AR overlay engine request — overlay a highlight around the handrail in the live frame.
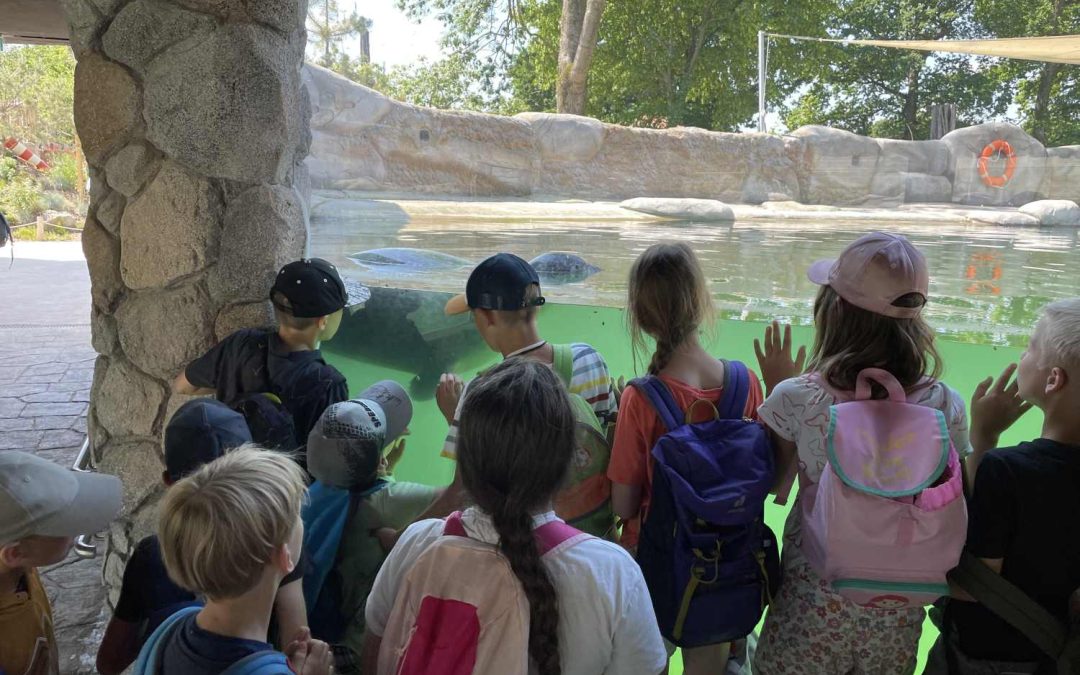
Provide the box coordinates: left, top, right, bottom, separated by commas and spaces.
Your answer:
71, 438, 102, 559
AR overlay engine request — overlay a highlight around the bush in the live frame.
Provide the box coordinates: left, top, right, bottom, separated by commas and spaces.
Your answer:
46, 152, 80, 192
0, 173, 47, 224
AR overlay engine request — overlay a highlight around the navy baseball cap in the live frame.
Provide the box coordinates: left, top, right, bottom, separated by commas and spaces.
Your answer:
271, 258, 370, 319
164, 399, 253, 481
445, 253, 547, 315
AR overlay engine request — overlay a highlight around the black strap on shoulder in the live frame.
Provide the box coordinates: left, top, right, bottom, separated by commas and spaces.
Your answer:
948, 551, 1068, 663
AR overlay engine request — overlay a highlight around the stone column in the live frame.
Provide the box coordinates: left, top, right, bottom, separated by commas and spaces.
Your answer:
60, 0, 311, 604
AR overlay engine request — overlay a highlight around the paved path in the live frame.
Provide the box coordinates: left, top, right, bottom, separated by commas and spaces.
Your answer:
0, 241, 105, 674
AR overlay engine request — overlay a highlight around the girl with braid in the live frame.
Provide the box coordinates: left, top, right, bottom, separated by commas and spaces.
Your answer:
362, 358, 666, 675
608, 242, 765, 674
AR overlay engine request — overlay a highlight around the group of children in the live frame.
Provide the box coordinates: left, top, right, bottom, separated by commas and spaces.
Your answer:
1, 231, 1077, 675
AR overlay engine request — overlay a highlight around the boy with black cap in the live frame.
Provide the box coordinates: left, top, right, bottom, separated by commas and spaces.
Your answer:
387, 252, 618, 541
303, 381, 441, 673
173, 258, 368, 459
1, 451, 122, 675
96, 399, 309, 675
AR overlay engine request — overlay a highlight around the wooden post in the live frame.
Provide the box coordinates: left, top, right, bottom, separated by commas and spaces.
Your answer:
36, 215, 45, 241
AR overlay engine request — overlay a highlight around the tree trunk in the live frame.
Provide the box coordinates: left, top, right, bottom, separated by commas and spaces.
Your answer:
901, 63, 921, 139
1030, 62, 1061, 144
556, 0, 606, 115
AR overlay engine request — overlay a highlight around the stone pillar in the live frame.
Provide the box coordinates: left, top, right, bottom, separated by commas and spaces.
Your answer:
60, 0, 311, 604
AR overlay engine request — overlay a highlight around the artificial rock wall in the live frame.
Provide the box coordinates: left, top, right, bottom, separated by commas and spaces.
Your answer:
61, 0, 311, 603
304, 64, 1078, 208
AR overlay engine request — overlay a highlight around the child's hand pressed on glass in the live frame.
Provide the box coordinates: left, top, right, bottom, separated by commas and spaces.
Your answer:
971, 363, 1033, 446
436, 373, 465, 424
754, 321, 807, 394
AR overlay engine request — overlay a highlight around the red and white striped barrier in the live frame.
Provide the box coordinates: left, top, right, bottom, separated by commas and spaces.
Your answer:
2, 137, 50, 171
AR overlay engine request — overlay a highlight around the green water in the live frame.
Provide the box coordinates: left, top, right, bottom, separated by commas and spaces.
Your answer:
322, 294, 1044, 673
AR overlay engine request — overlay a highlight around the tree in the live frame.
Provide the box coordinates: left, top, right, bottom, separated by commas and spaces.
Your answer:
780, 0, 1009, 139
556, 0, 605, 114
976, 0, 1080, 145
308, 0, 373, 68
397, 0, 607, 114
507, 0, 833, 130
0, 45, 76, 149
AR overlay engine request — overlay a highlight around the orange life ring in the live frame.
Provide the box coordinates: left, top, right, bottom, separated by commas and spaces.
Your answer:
977, 139, 1017, 188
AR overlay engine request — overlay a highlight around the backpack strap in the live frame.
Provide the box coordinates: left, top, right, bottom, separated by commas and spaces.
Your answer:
132, 604, 202, 675
717, 359, 751, 420
552, 343, 574, 387
220, 651, 291, 675
442, 511, 590, 556
629, 376, 684, 433
948, 551, 1068, 661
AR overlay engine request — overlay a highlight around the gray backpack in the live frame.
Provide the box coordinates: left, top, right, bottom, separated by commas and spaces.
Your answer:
949, 551, 1080, 674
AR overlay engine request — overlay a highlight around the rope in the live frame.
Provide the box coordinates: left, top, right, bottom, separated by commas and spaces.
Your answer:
8, 221, 84, 232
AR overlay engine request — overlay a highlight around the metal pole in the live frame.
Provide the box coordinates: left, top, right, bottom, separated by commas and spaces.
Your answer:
757, 31, 767, 133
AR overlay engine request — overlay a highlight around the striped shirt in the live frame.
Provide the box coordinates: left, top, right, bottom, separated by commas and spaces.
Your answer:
441, 342, 617, 459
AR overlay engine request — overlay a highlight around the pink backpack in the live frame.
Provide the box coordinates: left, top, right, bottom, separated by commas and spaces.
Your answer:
377, 512, 590, 675
801, 369, 967, 609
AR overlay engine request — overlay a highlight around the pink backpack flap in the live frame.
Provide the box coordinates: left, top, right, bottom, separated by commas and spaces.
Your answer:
801, 369, 968, 609
377, 512, 590, 675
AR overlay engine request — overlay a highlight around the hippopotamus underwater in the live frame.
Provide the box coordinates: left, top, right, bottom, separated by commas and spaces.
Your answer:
529, 252, 601, 285
346, 247, 600, 286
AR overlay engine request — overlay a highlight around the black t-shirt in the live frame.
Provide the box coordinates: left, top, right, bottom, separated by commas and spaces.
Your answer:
950, 439, 1080, 662
113, 535, 307, 642
185, 329, 349, 449
160, 612, 276, 675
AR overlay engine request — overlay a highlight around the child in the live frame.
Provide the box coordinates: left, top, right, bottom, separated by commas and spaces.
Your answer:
0, 451, 122, 675
362, 358, 666, 674
397, 252, 618, 535
303, 381, 443, 673
144, 446, 331, 675
608, 242, 766, 674
96, 399, 308, 674
752, 232, 972, 674
929, 298, 1080, 671
173, 258, 365, 456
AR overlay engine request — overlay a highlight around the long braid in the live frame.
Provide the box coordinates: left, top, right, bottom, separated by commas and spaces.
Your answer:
457, 358, 576, 675
490, 504, 562, 675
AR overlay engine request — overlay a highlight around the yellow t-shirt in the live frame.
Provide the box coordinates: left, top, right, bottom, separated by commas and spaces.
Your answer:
0, 567, 58, 675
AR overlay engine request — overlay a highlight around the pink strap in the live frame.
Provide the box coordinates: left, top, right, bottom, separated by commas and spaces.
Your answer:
854, 368, 907, 402
441, 512, 587, 556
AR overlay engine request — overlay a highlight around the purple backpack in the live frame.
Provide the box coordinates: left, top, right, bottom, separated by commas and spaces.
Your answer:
801, 368, 967, 609
631, 360, 780, 647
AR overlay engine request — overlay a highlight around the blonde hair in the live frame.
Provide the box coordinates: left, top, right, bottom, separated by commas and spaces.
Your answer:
158, 445, 307, 600
491, 284, 543, 325
1037, 298, 1080, 369
627, 243, 714, 375
808, 285, 942, 395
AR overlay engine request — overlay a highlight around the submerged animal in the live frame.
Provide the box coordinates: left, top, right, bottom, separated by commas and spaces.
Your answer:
347, 247, 472, 274
529, 252, 601, 285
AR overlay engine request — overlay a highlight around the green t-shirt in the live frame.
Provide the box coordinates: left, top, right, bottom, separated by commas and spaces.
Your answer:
337, 480, 439, 658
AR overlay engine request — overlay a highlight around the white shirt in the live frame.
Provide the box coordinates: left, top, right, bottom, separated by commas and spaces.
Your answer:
366, 508, 667, 675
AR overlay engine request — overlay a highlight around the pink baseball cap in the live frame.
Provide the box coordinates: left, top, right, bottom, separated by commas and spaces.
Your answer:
807, 232, 929, 319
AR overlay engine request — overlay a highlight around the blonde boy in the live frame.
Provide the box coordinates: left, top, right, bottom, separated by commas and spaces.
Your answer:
146, 446, 331, 675
931, 299, 1080, 671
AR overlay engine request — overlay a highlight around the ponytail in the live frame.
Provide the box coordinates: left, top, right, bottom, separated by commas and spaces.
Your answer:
457, 358, 576, 675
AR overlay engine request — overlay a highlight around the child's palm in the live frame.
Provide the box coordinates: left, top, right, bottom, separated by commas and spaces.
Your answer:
971, 363, 1032, 439
754, 321, 807, 394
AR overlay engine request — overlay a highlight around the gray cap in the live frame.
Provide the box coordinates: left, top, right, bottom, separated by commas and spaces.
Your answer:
0, 451, 123, 546
307, 380, 413, 489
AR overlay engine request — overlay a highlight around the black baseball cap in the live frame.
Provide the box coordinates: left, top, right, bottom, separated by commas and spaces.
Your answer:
164, 399, 253, 481
271, 258, 370, 319
445, 253, 547, 315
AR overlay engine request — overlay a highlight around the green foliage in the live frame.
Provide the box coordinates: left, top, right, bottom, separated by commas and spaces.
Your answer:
0, 172, 47, 225
0, 45, 76, 147
45, 152, 79, 192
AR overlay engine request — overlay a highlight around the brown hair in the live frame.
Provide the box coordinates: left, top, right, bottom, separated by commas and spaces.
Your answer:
158, 445, 307, 600
271, 291, 320, 330
456, 358, 575, 675
627, 243, 714, 375
808, 285, 942, 395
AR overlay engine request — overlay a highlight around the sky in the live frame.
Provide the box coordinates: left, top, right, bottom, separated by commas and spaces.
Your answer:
335, 0, 446, 67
